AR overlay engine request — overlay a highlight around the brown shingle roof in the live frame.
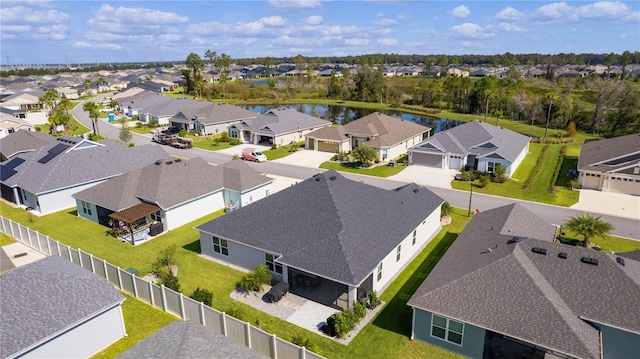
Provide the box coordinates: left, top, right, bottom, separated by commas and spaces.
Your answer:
109, 202, 161, 223
343, 112, 430, 147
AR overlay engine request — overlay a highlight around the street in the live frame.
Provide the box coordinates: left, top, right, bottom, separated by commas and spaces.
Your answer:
71, 98, 640, 241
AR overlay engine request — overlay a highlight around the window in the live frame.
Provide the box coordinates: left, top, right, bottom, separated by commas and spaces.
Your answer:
412, 230, 417, 245
265, 253, 282, 274
151, 210, 161, 222
212, 236, 228, 256
230, 129, 238, 138
81, 200, 92, 216
487, 162, 497, 173
431, 314, 464, 346
377, 262, 383, 282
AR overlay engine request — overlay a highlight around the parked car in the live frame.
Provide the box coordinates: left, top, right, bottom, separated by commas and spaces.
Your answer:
241, 148, 267, 162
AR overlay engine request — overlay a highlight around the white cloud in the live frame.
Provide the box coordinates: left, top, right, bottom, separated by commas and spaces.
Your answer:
532, 2, 574, 22
73, 41, 122, 50
498, 23, 526, 32
377, 38, 398, 46
575, 1, 628, 19
448, 23, 495, 39
374, 18, 398, 25
495, 6, 525, 20
269, 0, 324, 12
420, 28, 438, 36
305, 15, 323, 25
88, 4, 189, 29
158, 34, 183, 43
260, 16, 287, 27
189, 21, 267, 37
450, 5, 470, 19
1, 6, 69, 24
225, 38, 258, 46
345, 38, 370, 46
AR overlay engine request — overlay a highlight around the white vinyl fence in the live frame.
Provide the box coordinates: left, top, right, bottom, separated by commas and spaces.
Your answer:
0, 216, 324, 359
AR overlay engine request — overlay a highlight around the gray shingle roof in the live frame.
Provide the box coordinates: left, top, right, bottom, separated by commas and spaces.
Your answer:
73, 158, 272, 211
0, 130, 56, 159
1, 256, 125, 359
408, 203, 640, 359
178, 103, 257, 125
305, 125, 347, 142
410, 120, 530, 161
117, 321, 268, 359
232, 107, 330, 136
577, 133, 640, 173
1, 138, 168, 194
343, 112, 431, 148
196, 170, 443, 286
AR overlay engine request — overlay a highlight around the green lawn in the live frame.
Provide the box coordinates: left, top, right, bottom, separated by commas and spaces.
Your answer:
91, 292, 177, 358
319, 161, 406, 178
1, 232, 16, 246
35, 115, 91, 137
558, 228, 640, 253
1, 202, 470, 358
191, 136, 241, 152
451, 143, 580, 207
263, 142, 305, 160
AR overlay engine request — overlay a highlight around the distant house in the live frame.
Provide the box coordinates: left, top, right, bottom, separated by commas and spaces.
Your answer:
408, 120, 530, 176
0, 130, 55, 161
119, 321, 268, 359
197, 170, 443, 309
305, 112, 430, 162
0, 136, 167, 215
0, 256, 126, 359
408, 203, 640, 359
171, 102, 257, 135
577, 133, 640, 196
72, 158, 273, 243
229, 107, 331, 147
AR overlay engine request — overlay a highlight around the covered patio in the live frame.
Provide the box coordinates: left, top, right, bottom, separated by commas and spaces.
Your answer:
108, 202, 163, 245
286, 268, 372, 310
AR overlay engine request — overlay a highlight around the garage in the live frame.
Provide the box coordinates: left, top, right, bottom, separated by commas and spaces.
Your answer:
448, 156, 463, 170
317, 141, 339, 153
580, 173, 601, 190
411, 152, 443, 167
607, 176, 640, 195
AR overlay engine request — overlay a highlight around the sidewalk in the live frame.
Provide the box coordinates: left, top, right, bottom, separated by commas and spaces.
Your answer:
0, 242, 46, 272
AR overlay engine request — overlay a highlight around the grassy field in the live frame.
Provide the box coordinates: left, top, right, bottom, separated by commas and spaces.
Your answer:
35, 115, 91, 137
91, 292, 177, 358
451, 143, 580, 207
263, 141, 305, 160
320, 161, 406, 178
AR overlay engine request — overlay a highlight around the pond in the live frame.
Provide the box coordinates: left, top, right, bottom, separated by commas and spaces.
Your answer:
241, 104, 462, 134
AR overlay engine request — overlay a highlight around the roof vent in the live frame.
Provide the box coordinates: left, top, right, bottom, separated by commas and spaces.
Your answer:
413, 188, 419, 193
155, 160, 162, 165
532, 247, 547, 255
616, 257, 625, 266
558, 252, 568, 259
580, 257, 599, 266
174, 158, 182, 163
506, 237, 519, 245
165, 161, 174, 165
329, 175, 337, 181
315, 177, 321, 181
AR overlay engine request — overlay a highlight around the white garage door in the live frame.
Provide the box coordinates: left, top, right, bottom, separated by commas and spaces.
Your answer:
581, 173, 601, 190
607, 177, 640, 195
449, 156, 463, 170
412, 152, 442, 167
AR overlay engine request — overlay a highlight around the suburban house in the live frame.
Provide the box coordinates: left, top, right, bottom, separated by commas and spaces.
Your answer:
305, 112, 431, 162
197, 170, 443, 309
0, 113, 35, 138
408, 120, 530, 176
0, 136, 167, 215
577, 133, 640, 196
72, 158, 273, 243
0, 256, 126, 359
119, 321, 268, 359
0, 130, 55, 161
228, 107, 331, 146
170, 102, 257, 135
408, 203, 640, 359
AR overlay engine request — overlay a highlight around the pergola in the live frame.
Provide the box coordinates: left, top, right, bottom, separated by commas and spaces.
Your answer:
109, 202, 161, 245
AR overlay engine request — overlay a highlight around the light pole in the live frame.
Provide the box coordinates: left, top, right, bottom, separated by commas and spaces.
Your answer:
467, 175, 473, 217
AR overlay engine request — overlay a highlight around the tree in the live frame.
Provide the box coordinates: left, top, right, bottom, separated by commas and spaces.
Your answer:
544, 92, 558, 140
563, 213, 614, 248
475, 75, 498, 122
214, 53, 232, 99
603, 52, 615, 79
190, 287, 213, 306
58, 95, 71, 116
620, 51, 632, 80
82, 79, 92, 95
39, 89, 59, 134
118, 119, 132, 145
82, 101, 100, 136
351, 144, 377, 167
185, 52, 204, 97
204, 49, 217, 97
237, 264, 272, 293
354, 66, 384, 103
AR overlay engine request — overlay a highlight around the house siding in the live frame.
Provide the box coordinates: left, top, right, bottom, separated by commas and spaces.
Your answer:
19, 305, 125, 359
476, 157, 512, 177
411, 308, 485, 358
165, 191, 224, 231
372, 208, 441, 293
239, 183, 272, 208
33, 179, 111, 215
509, 142, 529, 177
75, 198, 99, 223
199, 233, 277, 276
599, 324, 640, 359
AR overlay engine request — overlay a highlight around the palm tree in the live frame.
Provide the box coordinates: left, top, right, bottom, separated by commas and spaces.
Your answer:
543, 92, 558, 141
563, 213, 614, 248
83, 101, 100, 137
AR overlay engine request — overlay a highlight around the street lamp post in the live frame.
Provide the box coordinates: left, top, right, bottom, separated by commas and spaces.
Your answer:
467, 175, 473, 217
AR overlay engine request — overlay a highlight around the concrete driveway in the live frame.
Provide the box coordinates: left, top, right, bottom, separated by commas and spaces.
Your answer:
387, 165, 457, 189
571, 190, 640, 220
271, 149, 334, 169
215, 144, 270, 156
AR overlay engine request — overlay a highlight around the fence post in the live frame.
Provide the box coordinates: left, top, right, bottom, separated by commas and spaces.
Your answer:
149, 281, 155, 307
45, 233, 51, 256
299, 347, 306, 359
27, 226, 34, 249
132, 272, 138, 298
78, 248, 84, 268
67, 245, 72, 262
271, 334, 278, 359
88, 253, 95, 273
160, 285, 167, 311
179, 293, 185, 319
199, 302, 206, 326
102, 259, 108, 280
56, 240, 61, 257
7, 219, 14, 238
244, 322, 251, 348
116, 266, 123, 290
221, 312, 227, 336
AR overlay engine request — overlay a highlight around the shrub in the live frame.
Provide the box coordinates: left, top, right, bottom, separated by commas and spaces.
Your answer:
522, 144, 550, 190
369, 290, 381, 308
353, 299, 367, 320
331, 308, 358, 338
441, 201, 453, 217
291, 336, 322, 355
231, 154, 239, 161
161, 271, 181, 292
135, 121, 143, 128
228, 138, 241, 145
219, 132, 230, 142
569, 178, 582, 189
237, 264, 272, 293
190, 287, 213, 306
271, 143, 277, 149
477, 174, 490, 188
548, 146, 567, 193
35, 126, 42, 132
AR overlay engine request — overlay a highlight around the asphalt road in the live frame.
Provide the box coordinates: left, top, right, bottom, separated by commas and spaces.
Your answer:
71, 98, 640, 241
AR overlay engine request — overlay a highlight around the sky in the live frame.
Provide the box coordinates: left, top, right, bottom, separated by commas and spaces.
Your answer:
1, 0, 638, 65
